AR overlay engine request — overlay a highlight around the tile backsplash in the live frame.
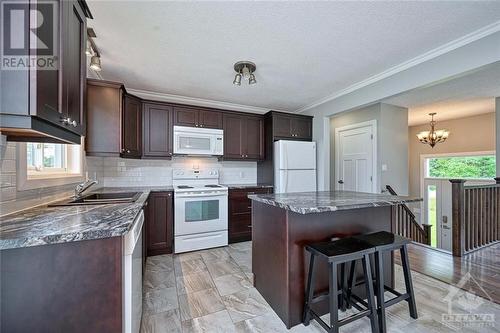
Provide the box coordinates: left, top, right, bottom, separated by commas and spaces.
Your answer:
0, 133, 258, 216
87, 156, 257, 187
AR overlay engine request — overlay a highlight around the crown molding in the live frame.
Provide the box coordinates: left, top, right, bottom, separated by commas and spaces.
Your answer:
126, 88, 279, 114
295, 20, 500, 114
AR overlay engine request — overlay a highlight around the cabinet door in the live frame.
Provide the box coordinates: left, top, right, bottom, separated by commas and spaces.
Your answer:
85, 81, 123, 156
143, 103, 173, 158
199, 110, 223, 129
273, 115, 292, 138
122, 94, 142, 158
244, 116, 264, 160
62, 1, 86, 135
147, 192, 173, 256
229, 187, 273, 243
35, 0, 62, 125
223, 114, 244, 159
291, 117, 312, 140
173, 106, 199, 127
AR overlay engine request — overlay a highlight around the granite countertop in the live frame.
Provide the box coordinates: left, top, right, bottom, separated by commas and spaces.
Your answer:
248, 191, 422, 215
223, 183, 273, 189
0, 186, 173, 251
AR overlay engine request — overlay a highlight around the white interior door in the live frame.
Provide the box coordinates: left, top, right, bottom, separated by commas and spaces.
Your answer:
335, 121, 376, 193
423, 179, 452, 251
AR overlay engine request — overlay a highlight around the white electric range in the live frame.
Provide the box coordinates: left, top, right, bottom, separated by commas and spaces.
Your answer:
172, 168, 228, 253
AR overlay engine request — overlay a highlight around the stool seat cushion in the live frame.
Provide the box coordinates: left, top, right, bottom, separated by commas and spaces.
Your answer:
306, 237, 375, 259
354, 231, 410, 250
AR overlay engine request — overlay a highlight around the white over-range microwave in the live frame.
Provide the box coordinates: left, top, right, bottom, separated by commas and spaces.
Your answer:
173, 126, 224, 156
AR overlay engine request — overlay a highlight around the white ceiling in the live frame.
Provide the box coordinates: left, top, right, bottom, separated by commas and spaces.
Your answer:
406, 98, 495, 126
87, 1, 500, 112
383, 62, 500, 125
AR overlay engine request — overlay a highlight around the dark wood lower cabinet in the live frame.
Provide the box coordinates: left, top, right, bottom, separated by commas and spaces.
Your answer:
146, 191, 174, 256
229, 187, 273, 243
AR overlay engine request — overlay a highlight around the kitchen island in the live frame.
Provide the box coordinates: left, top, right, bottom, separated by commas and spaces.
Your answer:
248, 190, 421, 328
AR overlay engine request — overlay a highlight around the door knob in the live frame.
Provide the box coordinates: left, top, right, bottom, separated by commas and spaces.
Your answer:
338, 180, 344, 184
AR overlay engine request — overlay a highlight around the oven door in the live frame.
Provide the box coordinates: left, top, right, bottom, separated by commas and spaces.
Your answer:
174, 193, 228, 236
173, 126, 223, 155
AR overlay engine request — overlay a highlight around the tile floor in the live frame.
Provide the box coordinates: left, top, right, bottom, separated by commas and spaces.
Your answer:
141, 241, 500, 332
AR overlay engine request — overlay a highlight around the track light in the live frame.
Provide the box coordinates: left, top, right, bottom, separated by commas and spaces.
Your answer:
233, 73, 242, 86
249, 73, 257, 85
90, 55, 101, 71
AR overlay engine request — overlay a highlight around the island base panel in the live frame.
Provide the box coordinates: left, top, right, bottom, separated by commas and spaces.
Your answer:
252, 201, 394, 328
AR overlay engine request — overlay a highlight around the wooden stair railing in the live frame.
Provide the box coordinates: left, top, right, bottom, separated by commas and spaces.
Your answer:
450, 179, 500, 257
386, 185, 432, 245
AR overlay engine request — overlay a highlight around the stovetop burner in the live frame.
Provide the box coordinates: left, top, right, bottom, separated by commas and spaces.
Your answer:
177, 185, 194, 189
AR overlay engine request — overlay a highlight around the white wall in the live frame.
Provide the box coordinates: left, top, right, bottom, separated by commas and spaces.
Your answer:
303, 31, 500, 191
329, 103, 408, 194
379, 104, 409, 195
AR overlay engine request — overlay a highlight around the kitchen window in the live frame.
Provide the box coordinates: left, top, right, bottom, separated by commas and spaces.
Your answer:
17, 140, 84, 190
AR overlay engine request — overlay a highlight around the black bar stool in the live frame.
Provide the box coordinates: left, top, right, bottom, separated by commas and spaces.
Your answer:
349, 231, 418, 333
303, 237, 379, 333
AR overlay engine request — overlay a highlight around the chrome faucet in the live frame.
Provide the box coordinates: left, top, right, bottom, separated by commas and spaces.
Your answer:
74, 179, 98, 198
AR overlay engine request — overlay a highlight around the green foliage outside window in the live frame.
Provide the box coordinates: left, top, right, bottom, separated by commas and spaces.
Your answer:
428, 155, 496, 179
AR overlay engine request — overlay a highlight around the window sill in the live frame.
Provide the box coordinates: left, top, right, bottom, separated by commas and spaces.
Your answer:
18, 174, 84, 191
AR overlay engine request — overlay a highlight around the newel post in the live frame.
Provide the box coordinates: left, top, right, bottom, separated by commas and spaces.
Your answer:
422, 224, 432, 246
450, 179, 466, 257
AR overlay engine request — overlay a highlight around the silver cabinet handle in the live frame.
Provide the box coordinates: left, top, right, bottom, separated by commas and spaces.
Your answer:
127, 149, 131, 153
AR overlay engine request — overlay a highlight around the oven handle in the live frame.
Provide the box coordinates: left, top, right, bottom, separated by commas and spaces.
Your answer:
175, 192, 228, 198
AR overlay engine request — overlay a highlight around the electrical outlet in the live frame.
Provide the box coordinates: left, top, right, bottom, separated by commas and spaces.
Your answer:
240, 171, 244, 178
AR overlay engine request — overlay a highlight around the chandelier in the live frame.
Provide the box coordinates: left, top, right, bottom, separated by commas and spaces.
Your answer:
233, 61, 257, 86
416, 113, 449, 148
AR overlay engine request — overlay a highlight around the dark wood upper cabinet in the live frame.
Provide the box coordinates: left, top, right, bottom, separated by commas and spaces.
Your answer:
86, 79, 124, 156
173, 106, 198, 127
0, 0, 90, 144
173, 106, 222, 129
223, 114, 264, 160
61, 0, 86, 136
223, 114, 244, 159
273, 115, 293, 138
199, 110, 223, 129
244, 116, 264, 159
143, 103, 173, 159
291, 117, 312, 139
121, 94, 142, 158
146, 191, 174, 256
270, 112, 313, 140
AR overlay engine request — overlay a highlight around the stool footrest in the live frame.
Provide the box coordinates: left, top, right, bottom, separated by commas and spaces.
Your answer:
385, 293, 410, 308
308, 308, 372, 330
311, 289, 342, 304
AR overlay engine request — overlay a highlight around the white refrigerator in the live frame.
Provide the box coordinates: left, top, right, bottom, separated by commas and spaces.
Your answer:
274, 140, 317, 193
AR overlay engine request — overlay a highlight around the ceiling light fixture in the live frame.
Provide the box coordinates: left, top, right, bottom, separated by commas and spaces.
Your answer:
87, 28, 102, 72
416, 113, 449, 148
89, 55, 102, 71
233, 61, 257, 86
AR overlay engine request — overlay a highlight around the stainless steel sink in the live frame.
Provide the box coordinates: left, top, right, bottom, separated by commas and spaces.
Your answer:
49, 192, 142, 206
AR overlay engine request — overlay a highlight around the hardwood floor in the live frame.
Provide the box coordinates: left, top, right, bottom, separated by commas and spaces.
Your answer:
395, 242, 500, 304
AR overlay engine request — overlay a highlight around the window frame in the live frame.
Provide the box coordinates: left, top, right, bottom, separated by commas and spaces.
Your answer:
17, 140, 85, 191
419, 150, 496, 198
